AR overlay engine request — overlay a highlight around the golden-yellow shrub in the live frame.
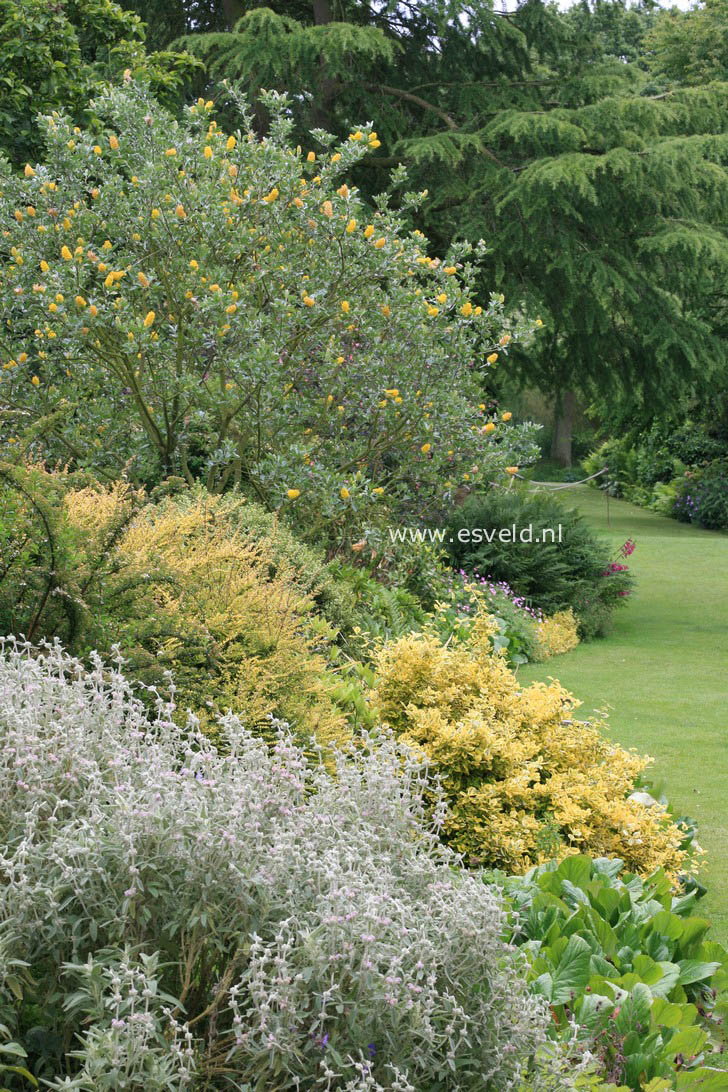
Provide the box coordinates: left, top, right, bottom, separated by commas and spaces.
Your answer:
533, 608, 580, 660
373, 618, 685, 879
107, 493, 349, 750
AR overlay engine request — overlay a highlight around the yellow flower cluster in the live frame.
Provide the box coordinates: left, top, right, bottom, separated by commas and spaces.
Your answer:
373, 623, 685, 880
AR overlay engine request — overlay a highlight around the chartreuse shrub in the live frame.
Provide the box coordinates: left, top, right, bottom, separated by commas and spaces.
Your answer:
446, 488, 633, 638
0, 81, 538, 544
0, 640, 554, 1090
373, 620, 685, 878
94, 489, 352, 747
497, 854, 728, 1089
534, 609, 580, 661
0, 468, 361, 743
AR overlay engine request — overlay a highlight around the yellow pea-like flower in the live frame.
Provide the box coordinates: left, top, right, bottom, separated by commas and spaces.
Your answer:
24, 164, 35, 177
487, 353, 499, 364
109, 134, 119, 151
364, 225, 374, 238
306, 151, 316, 162
340, 487, 350, 499
204, 146, 213, 159
461, 301, 473, 317
337, 184, 349, 198
226, 135, 236, 151
75, 296, 86, 308
502, 411, 512, 421
175, 204, 186, 218
437, 293, 447, 304
31, 375, 40, 385
374, 237, 386, 249
104, 273, 114, 288
165, 148, 177, 157
287, 489, 300, 499
303, 295, 315, 307
40, 260, 49, 272
93, 145, 102, 156
144, 311, 155, 327
341, 300, 350, 313
61, 245, 72, 261
321, 200, 333, 218
138, 272, 149, 287
484, 422, 496, 433
346, 219, 357, 233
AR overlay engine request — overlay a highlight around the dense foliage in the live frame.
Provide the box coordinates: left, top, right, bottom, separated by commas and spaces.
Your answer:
1, 2, 725, 1085
0, 0, 197, 165
0, 82, 538, 545
163, 0, 728, 464
445, 487, 633, 637
584, 419, 728, 530
499, 854, 728, 1088
0, 640, 552, 1090
373, 620, 684, 877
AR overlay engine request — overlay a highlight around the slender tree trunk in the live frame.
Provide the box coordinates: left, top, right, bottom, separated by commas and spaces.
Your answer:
551, 388, 577, 467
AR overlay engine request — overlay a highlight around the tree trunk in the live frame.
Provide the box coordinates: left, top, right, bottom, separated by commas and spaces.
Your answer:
310, 0, 339, 131
550, 388, 577, 467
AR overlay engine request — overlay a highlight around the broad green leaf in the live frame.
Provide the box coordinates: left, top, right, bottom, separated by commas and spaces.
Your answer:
551, 935, 592, 1004
677, 959, 720, 986
615, 982, 652, 1036
556, 854, 593, 890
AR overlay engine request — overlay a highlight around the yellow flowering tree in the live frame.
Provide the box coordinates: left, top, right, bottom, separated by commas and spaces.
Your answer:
0, 82, 538, 541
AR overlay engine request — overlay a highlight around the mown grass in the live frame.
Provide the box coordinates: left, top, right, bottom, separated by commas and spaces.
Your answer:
518, 486, 728, 943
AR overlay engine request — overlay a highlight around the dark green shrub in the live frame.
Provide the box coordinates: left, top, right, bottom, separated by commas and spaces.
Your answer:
445, 487, 633, 636
674, 459, 728, 529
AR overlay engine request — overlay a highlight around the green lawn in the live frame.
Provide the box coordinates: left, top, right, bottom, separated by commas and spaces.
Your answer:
518, 486, 728, 943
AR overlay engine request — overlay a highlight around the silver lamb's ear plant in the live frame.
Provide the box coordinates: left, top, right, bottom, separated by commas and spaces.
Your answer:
0, 638, 552, 1090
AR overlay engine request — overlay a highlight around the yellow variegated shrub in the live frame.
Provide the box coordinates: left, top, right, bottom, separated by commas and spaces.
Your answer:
373, 618, 685, 879
533, 608, 580, 660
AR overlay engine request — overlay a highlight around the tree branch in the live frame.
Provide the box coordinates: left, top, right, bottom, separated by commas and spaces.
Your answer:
368, 83, 459, 130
